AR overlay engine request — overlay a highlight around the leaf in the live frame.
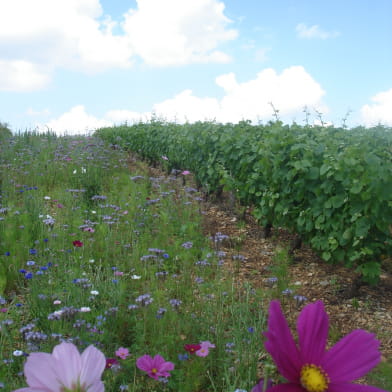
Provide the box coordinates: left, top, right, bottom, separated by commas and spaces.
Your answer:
356, 261, 381, 285
307, 167, 319, 180
355, 217, 370, 238
350, 181, 363, 194
320, 164, 331, 176
331, 194, 346, 209
342, 228, 352, 240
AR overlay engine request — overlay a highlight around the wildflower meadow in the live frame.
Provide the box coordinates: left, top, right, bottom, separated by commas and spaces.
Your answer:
0, 130, 390, 391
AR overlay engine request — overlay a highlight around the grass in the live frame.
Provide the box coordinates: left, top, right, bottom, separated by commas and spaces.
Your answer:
367, 360, 392, 391
0, 132, 390, 391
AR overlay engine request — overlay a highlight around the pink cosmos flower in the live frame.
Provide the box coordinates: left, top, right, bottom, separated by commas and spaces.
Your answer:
115, 347, 130, 360
14, 342, 105, 391
264, 300, 386, 392
196, 341, 216, 357
136, 354, 175, 380
181, 170, 191, 175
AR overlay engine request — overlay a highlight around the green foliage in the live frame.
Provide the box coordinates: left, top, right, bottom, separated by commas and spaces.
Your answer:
367, 360, 392, 391
95, 121, 392, 284
0, 121, 12, 140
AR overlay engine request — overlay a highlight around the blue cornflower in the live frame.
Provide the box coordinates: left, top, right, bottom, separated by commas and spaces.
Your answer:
178, 353, 189, 361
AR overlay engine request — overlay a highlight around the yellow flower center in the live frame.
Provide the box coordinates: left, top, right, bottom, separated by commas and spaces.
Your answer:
151, 368, 158, 374
300, 364, 329, 392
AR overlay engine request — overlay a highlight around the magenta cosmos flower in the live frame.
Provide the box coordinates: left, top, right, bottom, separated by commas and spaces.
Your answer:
136, 354, 175, 380
14, 342, 105, 391
264, 300, 387, 392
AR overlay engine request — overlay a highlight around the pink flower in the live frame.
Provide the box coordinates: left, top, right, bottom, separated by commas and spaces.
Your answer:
72, 240, 83, 247
181, 170, 191, 175
14, 342, 105, 391
136, 354, 175, 380
115, 347, 130, 360
264, 300, 385, 392
196, 341, 215, 357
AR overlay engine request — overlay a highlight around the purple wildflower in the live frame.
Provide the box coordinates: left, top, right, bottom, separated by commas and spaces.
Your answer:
136, 354, 174, 380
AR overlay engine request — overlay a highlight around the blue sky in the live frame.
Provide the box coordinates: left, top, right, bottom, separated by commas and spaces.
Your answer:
1, 0, 391, 134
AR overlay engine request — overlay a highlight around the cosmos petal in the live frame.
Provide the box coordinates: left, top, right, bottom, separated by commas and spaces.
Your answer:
79, 345, 106, 388
263, 383, 304, 392
297, 300, 329, 364
12, 389, 50, 392
23, 353, 61, 390
264, 300, 302, 382
136, 355, 153, 372
52, 342, 82, 389
323, 330, 381, 382
328, 382, 389, 392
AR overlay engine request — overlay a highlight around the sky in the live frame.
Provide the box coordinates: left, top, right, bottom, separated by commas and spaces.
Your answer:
1, 0, 391, 134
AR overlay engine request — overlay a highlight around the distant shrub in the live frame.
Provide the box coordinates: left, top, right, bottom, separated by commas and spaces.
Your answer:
0, 121, 12, 139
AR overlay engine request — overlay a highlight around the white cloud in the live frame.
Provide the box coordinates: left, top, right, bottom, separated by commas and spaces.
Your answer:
38, 66, 327, 133
296, 23, 340, 39
106, 109, 151, 124
153, 90, 221, 122
0, 0, 237, 91
122, 0, 237, 66
0, 1, 134, 71
0, 60, 50, 91
360, 88, 392, 126
145, 66, 326, 123
39, 105, 111, 135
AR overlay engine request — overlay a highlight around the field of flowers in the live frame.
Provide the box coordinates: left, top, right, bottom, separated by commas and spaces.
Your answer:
0, 132, 389, 391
